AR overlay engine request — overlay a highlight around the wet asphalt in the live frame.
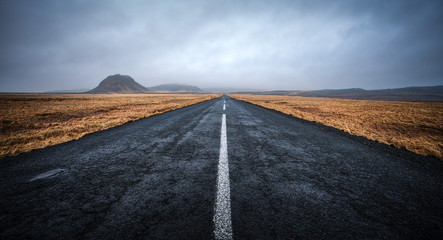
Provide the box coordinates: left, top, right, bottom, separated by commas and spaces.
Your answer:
1, 96, 442, 239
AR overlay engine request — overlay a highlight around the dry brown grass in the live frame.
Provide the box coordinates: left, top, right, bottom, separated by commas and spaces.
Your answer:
230, 94, 443, 160
0, 94, 220, 159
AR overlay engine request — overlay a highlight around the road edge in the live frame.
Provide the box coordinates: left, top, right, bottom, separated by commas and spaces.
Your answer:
229, 96, 442, 167
1, 97, 222, 162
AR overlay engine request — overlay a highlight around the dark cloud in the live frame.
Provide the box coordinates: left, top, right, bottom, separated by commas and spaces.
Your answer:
0, 0, 442, 92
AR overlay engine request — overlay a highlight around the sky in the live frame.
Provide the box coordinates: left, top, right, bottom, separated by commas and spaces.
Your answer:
0, 0, 442, 92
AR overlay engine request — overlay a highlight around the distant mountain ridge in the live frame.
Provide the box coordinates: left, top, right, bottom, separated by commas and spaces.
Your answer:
236, 86, 443, 102
87, 74, 151, 94
150, 84, 203, 92
297, 86, 443, 101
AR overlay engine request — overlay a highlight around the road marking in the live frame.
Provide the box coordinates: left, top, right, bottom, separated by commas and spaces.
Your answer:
214, 114, 233, 240
30, 168, 66, 182
223, 103, 226, 110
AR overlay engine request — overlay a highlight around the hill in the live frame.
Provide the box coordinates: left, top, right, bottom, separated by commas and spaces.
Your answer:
150, 84, 203, 92
87, 74, 150, 94
297, 86, 443, 101
237, 86, 443, 102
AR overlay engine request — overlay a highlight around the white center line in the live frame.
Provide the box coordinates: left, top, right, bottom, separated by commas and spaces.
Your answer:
29, 168, 66, 182
214, 114, 233, 240
223, 103, 226, 110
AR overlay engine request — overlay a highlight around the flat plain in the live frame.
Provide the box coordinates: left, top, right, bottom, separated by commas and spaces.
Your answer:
0, 94, 220, 159
1, 97, 441, 239
230, 94, 443, 160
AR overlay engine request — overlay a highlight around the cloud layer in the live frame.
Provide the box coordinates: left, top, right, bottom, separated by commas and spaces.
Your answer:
1, 0, 442, 91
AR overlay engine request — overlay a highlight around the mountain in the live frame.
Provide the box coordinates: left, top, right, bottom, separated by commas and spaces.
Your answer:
297, 86, 443, 101
87, 74, 150, 94
237, 86, 443, 102
150, 84, 203, 92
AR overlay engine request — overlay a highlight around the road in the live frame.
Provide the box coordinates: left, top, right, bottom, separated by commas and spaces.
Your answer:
1, 96, 442, 239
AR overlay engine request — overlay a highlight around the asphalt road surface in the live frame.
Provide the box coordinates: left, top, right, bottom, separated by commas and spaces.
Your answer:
1, 96, 442, 239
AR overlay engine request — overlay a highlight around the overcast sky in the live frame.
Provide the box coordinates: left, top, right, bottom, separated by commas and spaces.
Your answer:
1, 0, 442, 92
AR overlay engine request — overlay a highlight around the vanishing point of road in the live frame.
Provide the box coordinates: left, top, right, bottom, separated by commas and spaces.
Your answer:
1, 96, 442, 239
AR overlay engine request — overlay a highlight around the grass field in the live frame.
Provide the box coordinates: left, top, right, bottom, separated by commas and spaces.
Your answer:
0, 94, 220, 159
231, 94, 443, 160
